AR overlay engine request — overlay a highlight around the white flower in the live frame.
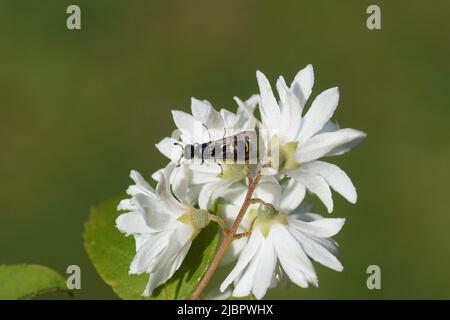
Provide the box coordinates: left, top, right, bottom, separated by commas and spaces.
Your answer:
257, 65, 367, 212
155, 96, 258, 210
116, 163, 210, 296
219, 178, 345, 299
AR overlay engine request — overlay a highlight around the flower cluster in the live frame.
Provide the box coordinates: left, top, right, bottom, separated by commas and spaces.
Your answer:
116, 65, 366, 299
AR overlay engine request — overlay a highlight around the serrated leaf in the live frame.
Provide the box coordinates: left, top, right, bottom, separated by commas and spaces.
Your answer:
83, 196, 219, 300
0, 264, 70, 300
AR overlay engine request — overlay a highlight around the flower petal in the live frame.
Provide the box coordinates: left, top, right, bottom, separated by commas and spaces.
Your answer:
220, 230, 262, 292
172, 110, 208, 143
142, 233, 191, 296
115, 212, 153, 235
277, 76, 302, 143
291, 64, 314, 109
297, 87, 339, 142
271, 224, 317, 287
256, 70, 280, 132
155, 137, 183, 162
155, 163, 188, 214
279, 179, 306, 213
297, 128, 367, 163
253, 176, 282, 209
289, 229, 343, 272
288, 170, 333, 213
126, 170, 155, 198
288, 215, 345, 238
191, 98, 224, 134
134, 194, 172, 231
301, 161, 357, 203
129, 231, 171, 274
252, 237, 276, 299
198, 180, 234, 210
232, 245, 261, 298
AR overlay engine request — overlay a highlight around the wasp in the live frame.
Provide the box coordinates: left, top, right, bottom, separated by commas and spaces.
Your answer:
174, 129, 258, 167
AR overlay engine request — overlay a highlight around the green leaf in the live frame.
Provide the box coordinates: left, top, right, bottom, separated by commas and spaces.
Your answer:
228, 295, 256, 300
83, 196, 219, 300
0, 264, 70, 300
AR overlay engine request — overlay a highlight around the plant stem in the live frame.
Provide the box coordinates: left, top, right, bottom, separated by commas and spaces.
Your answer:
208, 214, 229, 236
188, 168, 262, 300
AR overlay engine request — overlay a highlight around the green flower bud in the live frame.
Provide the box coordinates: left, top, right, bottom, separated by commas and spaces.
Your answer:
254, 203, 287, 238
177, 207, 211, 240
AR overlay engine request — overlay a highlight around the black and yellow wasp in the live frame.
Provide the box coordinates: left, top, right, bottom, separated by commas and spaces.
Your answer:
174, 130, 258, 166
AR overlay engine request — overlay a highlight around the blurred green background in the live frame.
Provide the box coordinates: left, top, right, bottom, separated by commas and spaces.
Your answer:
1, 0, 450, 299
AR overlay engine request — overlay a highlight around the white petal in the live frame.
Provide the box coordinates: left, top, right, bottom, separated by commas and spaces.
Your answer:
126, 170, 155, 198
298, 87, 339, 142
219, 184, 247, 207
117, 198, 137, 211
256, 70, 280, 132
151, 168, 164, 182
155, 137, 183, 162
277, 77, 302, 143
275, 76, 289, 104
252, 237, 276, 299
253, 176, 282, 209
288, 215, 345, 238
260, 166, 278, 176
221, 235, 248, 266
133, 234, 150, 251
156, 163, 188, 214
297, 128, 367, 163
291, 64, 314, 108
290, 229, 343, 271
233, 96, 258, 131
301, 161, 357, 203
142, 234, 191, 296
172, 110, 208, 143
245, 94, 259, 111
220, 230, 262, 292
220, 109, 239, 129
129, 231, 170, 274
271, 224, 317, 287
198, 180, 234, 210
288, 170, 333, 213
134, 194, 172, 231
115, 212, 152, 235
279, 179, 306, 213
191, 98, 224, 133
232, 246, 261, 298
317, 120, 339, 134
191, 98, 212, 122
188, 163, 222, 185
234, 94, 258, 113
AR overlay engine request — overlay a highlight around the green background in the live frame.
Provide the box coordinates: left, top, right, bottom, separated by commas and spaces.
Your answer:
1, 0, 450, 299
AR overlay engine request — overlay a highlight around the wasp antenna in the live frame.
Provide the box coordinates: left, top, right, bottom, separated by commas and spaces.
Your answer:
202, 123, 212, 142
173, 142, 184, 163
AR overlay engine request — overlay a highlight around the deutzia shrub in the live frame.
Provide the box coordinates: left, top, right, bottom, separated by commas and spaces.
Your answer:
112, 65, 366, 300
